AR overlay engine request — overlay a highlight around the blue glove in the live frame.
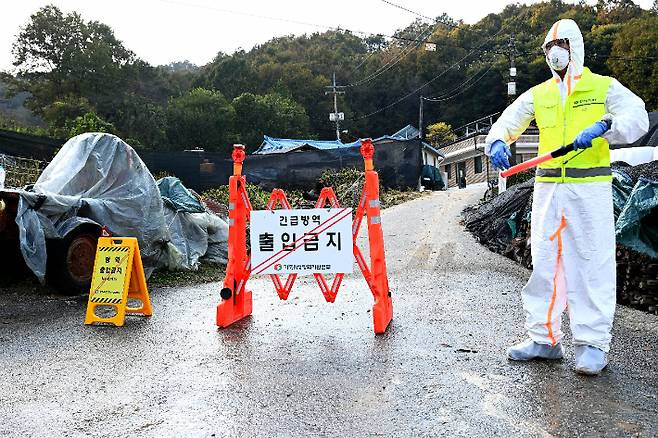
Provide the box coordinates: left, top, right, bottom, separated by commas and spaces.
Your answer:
490, 140, 512, 170
573, 121, 609, 150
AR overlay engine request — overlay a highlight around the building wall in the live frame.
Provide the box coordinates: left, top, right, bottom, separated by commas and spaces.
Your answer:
440, 133, 539, 189
443, 154, 497, 188
440, 136, 480, 156
422, 148, 441, 168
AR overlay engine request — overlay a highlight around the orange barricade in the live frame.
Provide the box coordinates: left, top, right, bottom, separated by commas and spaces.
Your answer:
216, 139, 393, 334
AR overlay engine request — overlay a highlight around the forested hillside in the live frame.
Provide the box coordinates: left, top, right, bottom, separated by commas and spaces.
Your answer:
1, 0, 656, 154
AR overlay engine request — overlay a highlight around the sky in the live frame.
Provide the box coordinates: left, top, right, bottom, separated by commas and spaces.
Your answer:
0, 0, 654, 72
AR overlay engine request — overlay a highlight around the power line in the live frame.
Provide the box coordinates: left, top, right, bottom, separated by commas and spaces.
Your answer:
154, 0, 458, 47
418, 62, 495, 139
347, 19, 435, 79
352, 27, 505, 121
378, 0, 438, 23
423, 63, 495, 102
591, 54, 658, 61
345, 22, 443, 87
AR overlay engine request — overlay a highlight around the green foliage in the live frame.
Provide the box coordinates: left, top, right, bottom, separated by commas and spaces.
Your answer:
608, 15, 658, 111
42, 95, 93, 136
12, 6, 134, 114
201, 168, 421, 214
232, 92, 311, 151
202, 184, 267, 210
10, 5, 196, 148
319, 167, 364, 209
586, 23, 623, 75
166, 88, 236, 152
7, 1, 657, 151
318, 167, 363, 189
0, 115, 49, 137
426, 122, 456, 146
201, 183, 304, 210
66, 112, 117, 137
318, 167, 424, 209
111, 92, 167, 150
596, 0, 643, 24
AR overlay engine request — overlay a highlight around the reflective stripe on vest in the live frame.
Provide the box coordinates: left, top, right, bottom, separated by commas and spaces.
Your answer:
536, 166, 612, 178
532, 67, 613, 184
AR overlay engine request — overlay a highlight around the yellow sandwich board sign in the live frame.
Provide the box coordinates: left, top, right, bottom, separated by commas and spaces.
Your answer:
84, 237, 152, 326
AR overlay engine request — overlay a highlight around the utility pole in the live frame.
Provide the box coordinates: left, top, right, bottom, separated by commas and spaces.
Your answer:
418, 96, 424, 140
507, 34, 518, 165
325, 71, 345, 141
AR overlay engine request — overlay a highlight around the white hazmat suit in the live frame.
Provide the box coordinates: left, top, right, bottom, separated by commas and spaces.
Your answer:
485, 20, 649, 357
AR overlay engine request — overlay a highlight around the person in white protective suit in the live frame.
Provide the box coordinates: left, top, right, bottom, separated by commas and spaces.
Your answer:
485, 19, 649, 375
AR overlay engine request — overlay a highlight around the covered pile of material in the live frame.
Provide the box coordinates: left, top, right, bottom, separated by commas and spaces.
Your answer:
158, 176, 228, 269
16, 133, 227, 282
463, 178, 534, 257
464, 160, 658, 314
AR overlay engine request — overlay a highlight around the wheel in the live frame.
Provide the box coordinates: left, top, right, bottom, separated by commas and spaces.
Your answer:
46, 225, 100, 295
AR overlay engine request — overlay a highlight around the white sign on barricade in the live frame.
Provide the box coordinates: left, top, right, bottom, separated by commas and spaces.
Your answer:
249, 208, 353, 275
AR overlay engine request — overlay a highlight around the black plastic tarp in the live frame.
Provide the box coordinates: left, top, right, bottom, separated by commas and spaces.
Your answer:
142, 139, 425, 191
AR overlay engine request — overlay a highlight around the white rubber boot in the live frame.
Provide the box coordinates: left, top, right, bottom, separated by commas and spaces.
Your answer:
575, 345, 608, 375
507, 339, 564, 361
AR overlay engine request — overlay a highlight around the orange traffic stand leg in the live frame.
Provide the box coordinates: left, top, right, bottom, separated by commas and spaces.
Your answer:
217, 145, 253, 328
360, 139, 393, 334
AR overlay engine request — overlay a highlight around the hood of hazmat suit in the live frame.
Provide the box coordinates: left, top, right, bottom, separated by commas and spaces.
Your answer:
543, 19, 584, 97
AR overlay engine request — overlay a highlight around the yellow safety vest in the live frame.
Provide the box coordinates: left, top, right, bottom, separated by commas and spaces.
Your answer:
532, 67, 613, 183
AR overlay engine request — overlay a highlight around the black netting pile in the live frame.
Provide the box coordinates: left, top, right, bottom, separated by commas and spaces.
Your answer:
463, 178, 534, 254
614, 160, 658, 184
617, 246, 658, 315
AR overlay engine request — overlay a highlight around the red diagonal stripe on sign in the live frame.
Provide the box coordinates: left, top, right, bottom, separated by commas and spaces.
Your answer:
252, 208, 352, 275
251, 208, 350, 273
93, 253, 130, 296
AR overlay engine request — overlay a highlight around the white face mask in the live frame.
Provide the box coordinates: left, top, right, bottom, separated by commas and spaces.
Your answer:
547, 46, 570, 71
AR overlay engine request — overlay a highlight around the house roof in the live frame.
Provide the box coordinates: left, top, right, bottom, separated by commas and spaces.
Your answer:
252, 135, 362, 155
391, 124, 420, 140
373, 124, 445, 158
253, 124, 445, 158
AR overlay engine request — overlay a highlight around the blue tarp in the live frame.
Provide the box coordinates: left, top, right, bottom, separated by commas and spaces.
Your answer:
613, 166, 658, 258
157, 176, 206, 213
253, 135, 361, 155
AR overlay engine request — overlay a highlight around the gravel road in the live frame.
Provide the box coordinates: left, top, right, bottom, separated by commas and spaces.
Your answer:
1, 184, 657, 437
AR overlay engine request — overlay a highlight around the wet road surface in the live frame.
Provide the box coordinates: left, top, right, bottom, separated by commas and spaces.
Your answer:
1, 185, 657, 437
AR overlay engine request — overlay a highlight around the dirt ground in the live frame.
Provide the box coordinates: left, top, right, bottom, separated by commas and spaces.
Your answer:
1, 184, 657, 437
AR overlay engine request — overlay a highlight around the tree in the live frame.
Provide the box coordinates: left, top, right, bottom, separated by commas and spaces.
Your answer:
12, 6, 134, 109
608, 15, 658, 111
43, 95, 93, 137
232, 92, 311, 152
10, 5, 179, 147
201, 51, 258, 99
166, 88, 236, 152
426, 122, 456, 146
67, 112, 117, 137
596, 0, 643, 24
586, 23, 623, 75
110, 93, 167, 150
7, 1, 655, 149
